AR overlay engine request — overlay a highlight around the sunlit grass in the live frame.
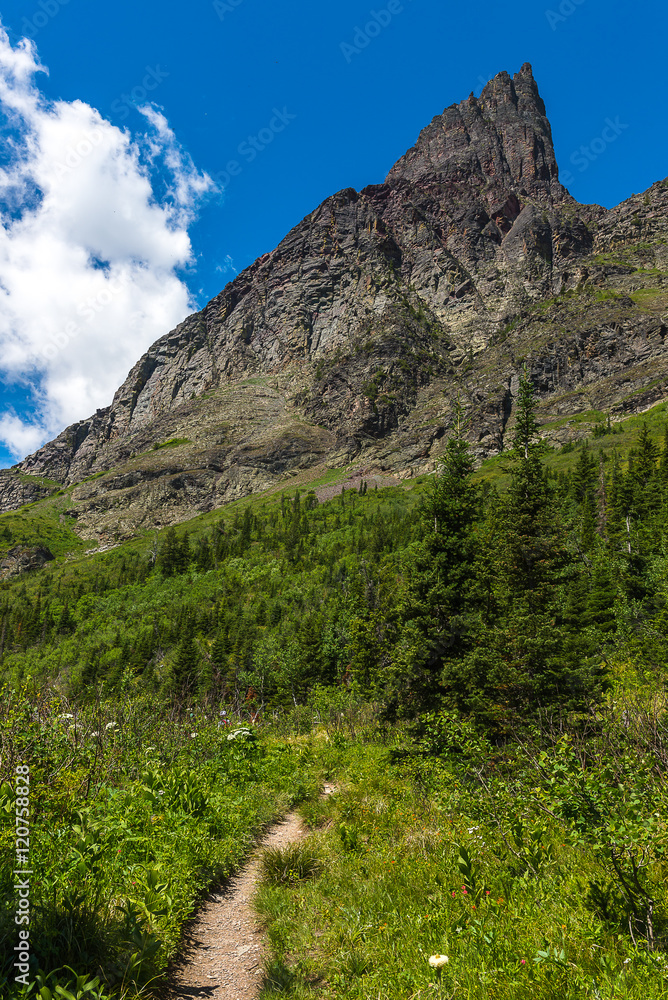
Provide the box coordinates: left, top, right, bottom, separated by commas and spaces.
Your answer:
255, 739, 668, 1000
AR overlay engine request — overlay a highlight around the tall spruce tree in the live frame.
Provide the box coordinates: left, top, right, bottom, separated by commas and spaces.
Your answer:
172, 620, 200, 697
454, 371, 604, 730
392, 423, 479, 714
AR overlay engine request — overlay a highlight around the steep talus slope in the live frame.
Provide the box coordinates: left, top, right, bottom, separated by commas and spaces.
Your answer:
1, 64, 666, 541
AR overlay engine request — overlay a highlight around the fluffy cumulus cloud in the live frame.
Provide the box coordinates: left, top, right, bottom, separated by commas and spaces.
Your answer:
0, 25, 214, 462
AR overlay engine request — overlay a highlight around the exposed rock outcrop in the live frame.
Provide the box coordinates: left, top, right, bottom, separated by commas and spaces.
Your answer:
2, 64, 667, 540
0, 545, 55, 580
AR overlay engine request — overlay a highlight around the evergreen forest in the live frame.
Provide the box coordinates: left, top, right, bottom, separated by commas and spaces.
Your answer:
2, 377, 668, 999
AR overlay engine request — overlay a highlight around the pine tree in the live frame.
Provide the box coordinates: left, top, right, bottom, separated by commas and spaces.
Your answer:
160, 527, 180, 577
572, 444, 597, 502
211, 632, 227, 670
393, 426, 480, 714
172, 620, 200, 696
176, 532, 192, 573
634, 424, 660, 489
503, 370, 554, 603
456, 371, 604, 729
588, 556, 617, 634
195, 536, 213, 571
58, 603, 76, 635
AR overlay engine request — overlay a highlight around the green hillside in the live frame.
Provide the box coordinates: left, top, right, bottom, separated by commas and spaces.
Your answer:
2, 384, 668, 998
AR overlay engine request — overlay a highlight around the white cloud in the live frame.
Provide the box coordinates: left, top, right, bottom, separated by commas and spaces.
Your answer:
0, 25, 214, 462
216, 254, 237, 276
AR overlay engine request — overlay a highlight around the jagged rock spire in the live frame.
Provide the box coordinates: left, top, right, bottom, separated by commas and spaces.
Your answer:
387, 62, 565, 205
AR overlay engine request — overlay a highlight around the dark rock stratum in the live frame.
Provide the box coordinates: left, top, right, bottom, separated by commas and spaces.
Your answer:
1, 63, 667, 541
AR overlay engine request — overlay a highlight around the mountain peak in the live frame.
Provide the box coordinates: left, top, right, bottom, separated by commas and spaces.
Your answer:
3, 66, 667, 544
386, 62, 564, 205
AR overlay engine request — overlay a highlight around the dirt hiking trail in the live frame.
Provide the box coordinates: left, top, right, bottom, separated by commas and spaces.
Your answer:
166, 787, 334, 999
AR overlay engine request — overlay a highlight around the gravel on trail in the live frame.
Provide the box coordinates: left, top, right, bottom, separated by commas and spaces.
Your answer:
165, 786, 337, 999
165, 811, 305, 999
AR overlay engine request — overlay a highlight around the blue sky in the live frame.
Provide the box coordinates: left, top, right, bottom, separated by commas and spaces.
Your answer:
0, 0, 666, 469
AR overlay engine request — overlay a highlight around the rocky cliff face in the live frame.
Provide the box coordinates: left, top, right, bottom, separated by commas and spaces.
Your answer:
0, 545, 54, 580
1, 64, 667, 541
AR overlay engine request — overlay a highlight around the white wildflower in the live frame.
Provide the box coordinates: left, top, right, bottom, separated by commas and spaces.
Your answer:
105, 722, 118, 730
227, 728, 252, 741
191, 732, 197, 738
428, 955, 449, 969
59, 713, 74, 720
90, 732, 99, 738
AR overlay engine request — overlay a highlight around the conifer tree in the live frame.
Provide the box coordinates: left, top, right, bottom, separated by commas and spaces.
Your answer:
392, 421, 480, 713
176, 532, 192, 574
210, 632, 227, 670
588, 556, 617, 634
172, 620, 200, 696
160, 527, 180, 577
454, 371, 604, 729
195, 536, 213, 571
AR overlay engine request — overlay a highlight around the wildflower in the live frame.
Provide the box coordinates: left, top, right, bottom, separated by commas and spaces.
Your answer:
428, 955, 449, 969
191, 732, 197, 738
90, 732, 99, 738
59, 713, 74, 720
105, 722, 118, 731
462, 887, 468, 895
451, 891, 456, 897
521, 959, 526, 965
227, 728, 252, 741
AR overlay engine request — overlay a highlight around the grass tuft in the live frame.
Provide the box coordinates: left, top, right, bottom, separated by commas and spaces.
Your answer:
259, 842, 324, 886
